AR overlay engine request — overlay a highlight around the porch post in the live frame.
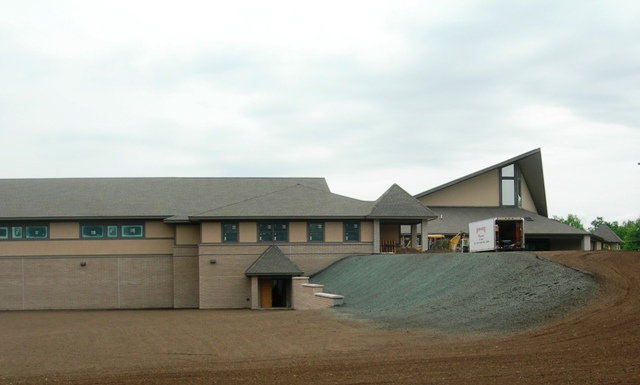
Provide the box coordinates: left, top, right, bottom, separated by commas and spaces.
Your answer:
421, 219, 429, 251
373, 219, 380, 254
411, 224, 418, 250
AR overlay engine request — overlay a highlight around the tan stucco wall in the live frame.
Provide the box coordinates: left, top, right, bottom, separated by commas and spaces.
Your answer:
419, 169, 499, 207
239, 222, 257, 243
520, 176, 537, 213
146, 221, 175, 239
361, 221, 373, 243
325, 222, 343, 242
50, 222, 79, 239
176, 225, 200, 245
201, 222, 222, 243
289, 222, 307, 242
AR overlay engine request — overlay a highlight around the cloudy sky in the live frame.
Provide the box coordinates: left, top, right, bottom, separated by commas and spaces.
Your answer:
1, 1, 639, 225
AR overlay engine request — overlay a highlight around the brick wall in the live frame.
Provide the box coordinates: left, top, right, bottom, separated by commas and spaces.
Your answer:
0, 256, 174, 310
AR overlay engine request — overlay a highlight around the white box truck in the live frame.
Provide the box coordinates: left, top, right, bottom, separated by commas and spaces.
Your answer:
468, 217, 525, 252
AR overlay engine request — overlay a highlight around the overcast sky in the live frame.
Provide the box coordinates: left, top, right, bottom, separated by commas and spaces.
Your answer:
1, 1, 639, 225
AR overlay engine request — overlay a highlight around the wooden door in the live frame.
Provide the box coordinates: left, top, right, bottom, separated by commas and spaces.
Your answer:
259, 278, 272, 308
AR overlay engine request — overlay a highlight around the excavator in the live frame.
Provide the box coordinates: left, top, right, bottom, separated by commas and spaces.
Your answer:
449, 232, 468, 252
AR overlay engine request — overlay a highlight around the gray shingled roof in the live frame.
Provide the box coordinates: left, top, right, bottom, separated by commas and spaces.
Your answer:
425, 207, 589, 236
193, 183, 373, 219
0, 178, 330, 220
1, 178, 437, 222
245, 245, 304, 276
593, 225, 623, 244
415, 149, 548, 217
369, 184, 438, 219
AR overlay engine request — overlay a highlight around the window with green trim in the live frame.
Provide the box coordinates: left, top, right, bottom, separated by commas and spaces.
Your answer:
121, 225, 144, 238
82, 225, 104, 238
308, 223, 324, 242
344, 222, 359, 242
223, 223, 239, 242
12, 227, 22, 239
258, 223, 288, 242
0, 227, 8, 239
26, 226, 48, 239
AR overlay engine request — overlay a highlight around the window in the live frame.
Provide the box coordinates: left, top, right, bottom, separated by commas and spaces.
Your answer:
81, 225, 104, 238
26, 226, 48, 239
223, 223, 239, 242
308, 222, 324, 242
500, 164, 521, 207
344, 222, 360, 242
121, 225, 144, 238
80, 224, 144, 239
0, 227, 8, 239
12, 227, 22, 239
258, 223, 288, 242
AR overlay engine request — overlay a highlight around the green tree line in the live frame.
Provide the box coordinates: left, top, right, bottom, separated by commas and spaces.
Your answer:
553, 214, 640, 251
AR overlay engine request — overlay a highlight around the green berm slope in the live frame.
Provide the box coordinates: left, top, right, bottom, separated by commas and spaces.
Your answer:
310, 252, 597, 334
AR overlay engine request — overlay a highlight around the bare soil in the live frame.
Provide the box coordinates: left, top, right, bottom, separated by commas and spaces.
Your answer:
1, 251, 639, 384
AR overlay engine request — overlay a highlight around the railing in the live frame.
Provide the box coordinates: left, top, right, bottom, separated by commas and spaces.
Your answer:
380, 240, 396, 253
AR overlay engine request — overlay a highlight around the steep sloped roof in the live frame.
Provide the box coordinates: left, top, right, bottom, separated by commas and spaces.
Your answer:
415, 149, 548, 217
368, 184, 438, 220
426, 206, 588, 236
0, 178, 330, 220
192, 183, 373, 220
593, 225, 623, 244
245, 245, 304, 276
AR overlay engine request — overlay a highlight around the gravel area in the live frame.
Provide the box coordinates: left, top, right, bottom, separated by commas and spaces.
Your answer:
311, 252, 598, 333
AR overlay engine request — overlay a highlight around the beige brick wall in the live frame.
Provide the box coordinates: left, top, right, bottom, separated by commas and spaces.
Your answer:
173, 246, 199, 308
197, 242, 373, 309
0, 259, 24, 310
0, 256, 175, 310
176, 225, 200, 245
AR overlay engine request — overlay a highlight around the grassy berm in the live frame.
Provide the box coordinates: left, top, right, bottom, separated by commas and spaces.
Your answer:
310, 252, 598, 334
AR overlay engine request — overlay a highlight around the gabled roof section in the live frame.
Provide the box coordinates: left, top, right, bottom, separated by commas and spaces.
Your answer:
414, 149, 548, 217
426, 206, 588, 236
0, 178, 330, 220
593, 225, 623, 244
192, 184, 373, 220
245, 245, 304, 276
368, 184, 438, 220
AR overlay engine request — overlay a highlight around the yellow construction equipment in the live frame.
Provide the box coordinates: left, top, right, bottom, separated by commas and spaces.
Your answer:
449, 232, 466, 252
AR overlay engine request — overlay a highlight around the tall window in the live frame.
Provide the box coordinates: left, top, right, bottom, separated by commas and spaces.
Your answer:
344, 222, 360, 242
308, 222, 324, 242
258, 223, 288, 242
500, 164, 522, 207
223, 223, 239, 242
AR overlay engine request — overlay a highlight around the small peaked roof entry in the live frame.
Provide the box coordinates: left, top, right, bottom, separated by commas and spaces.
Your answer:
369, 184, 438, 220
245, 245, 304, 277
593, 224, 624, 244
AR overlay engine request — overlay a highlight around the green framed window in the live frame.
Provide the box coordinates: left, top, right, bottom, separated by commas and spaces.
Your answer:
107, 225, 118, 238
121, 225, 144, 238
258, 223, 288, 242
223, 223, 239, 242
308, 223, 324, 242
344, 222, 359, 242
12, 227, 22, 239
26, 226, 48, 239
82, 225, 104, 238
0, 227, 8, 240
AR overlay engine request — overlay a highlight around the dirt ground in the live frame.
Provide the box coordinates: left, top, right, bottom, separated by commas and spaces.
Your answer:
1, 251, 639, 384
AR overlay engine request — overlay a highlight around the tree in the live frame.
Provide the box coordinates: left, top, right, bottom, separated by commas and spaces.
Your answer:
553, 214, 585, 230
621, 218, 640, 251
